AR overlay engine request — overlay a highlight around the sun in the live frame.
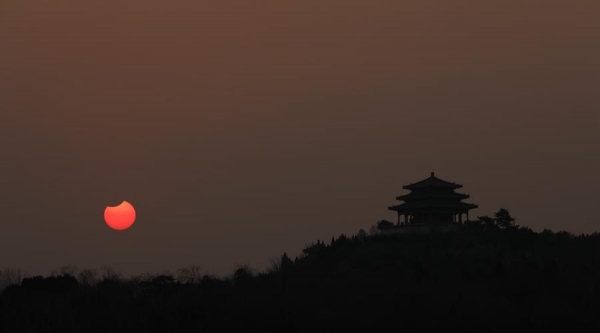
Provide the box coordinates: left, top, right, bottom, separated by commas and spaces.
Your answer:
104, 201, 136, 231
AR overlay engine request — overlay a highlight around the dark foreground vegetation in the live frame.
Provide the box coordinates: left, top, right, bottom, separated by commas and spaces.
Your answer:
2, 212, 600, 332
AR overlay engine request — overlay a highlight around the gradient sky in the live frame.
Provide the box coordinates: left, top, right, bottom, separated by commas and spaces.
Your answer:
1, 0, 599, 276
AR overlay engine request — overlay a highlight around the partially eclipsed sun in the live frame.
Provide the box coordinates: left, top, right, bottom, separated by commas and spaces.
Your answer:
104, 201, 136, 231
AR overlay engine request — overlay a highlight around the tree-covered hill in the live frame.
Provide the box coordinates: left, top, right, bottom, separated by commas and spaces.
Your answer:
2, 219, 600, 332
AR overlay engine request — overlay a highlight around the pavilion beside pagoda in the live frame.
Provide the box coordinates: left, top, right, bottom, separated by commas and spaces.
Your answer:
382, 172, 478, 233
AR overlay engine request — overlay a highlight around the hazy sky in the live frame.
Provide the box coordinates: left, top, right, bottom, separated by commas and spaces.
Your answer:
1, 0, 599, 276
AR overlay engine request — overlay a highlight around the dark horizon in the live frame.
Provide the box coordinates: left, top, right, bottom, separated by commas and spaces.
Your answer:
3, 226, 600, 333
1, 0, 599, 276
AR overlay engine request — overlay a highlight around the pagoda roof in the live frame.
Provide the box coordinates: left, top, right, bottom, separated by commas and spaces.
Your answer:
403, 172, 462, 190
389, 201, 478, 213
397, 191, 469, 201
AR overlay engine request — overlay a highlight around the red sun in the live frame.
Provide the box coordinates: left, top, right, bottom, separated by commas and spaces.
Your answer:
104, 201, 136, 231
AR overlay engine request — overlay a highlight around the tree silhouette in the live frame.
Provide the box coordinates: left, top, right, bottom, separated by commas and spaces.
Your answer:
494, 208, 516, 229
77, 268, 98, 286
99, 265, 122, 281
52, 265, 79, 277
0, 268, 25, 290
177, 265, 203, 284
280, 252, 294, 272
377, 220, 394, 229
233, 265, 254, 282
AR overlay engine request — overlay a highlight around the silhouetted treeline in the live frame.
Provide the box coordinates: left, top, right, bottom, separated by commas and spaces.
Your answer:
2, 219, 600, 332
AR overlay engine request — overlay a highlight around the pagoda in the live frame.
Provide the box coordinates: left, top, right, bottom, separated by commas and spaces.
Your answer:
384, 172, 477, 233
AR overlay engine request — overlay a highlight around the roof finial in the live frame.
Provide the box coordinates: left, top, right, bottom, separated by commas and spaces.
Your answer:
431, 172, 435, 177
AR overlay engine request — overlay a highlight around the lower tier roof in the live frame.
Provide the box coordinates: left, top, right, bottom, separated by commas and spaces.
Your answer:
389, 201, 478, 213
